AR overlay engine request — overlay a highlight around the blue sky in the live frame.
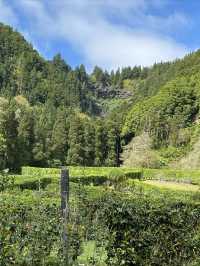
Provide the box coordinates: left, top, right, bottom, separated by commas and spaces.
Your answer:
0, 0, 200, 71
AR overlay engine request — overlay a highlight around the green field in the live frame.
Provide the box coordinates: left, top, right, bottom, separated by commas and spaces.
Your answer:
1, 166, 200, 265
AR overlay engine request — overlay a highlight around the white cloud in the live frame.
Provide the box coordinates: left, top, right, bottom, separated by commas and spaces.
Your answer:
4, 0, 191, 70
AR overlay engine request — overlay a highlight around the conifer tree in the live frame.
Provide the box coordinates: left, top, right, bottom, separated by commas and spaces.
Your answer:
84, 119, 95, 166
33, 102, 56, 166
94, 120, 107, 166
4, 101, 20, 170
67, 115, 85, 166
105, 122, 119, 166
50, 107, 68, 165
17, 105, 34, 166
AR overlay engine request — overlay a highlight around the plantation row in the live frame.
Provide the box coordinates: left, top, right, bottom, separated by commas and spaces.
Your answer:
13, 166, 200, 187
1, 166, 200, 265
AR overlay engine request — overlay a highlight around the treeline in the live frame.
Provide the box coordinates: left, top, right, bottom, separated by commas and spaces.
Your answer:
0, 23, 148, 110
0, 96, 121, 171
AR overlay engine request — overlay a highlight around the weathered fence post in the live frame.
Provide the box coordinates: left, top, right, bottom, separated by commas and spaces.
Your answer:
61, 167, 69, 265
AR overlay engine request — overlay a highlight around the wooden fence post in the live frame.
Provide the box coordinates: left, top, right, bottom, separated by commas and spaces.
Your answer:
60, 167, 69, 265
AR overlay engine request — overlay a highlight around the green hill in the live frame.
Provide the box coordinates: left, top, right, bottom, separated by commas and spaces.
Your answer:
122, 52, 200, 168
1, 22, 200, 169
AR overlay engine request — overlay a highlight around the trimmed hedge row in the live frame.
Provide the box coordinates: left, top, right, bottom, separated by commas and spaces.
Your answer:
20, 167, 143, 186
18, 177, 52, 190
96, 193, 200, 266
21, 166, 60, 176
0, 199, 84, 265
22, 166, 142, 175
20, 166, 200, 185
12, 175, 54, 190
142, 168, 200, 185
70, 175, 108, 186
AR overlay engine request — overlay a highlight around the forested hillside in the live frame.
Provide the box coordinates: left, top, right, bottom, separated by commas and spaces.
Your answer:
1, 23, 200, 170
0, 23, 132, 170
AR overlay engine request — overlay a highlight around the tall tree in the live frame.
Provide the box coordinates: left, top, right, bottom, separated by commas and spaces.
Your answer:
50, 107, 68, 165
67, 115, 85, 166
4, 101, 20, 170
33, 102, 56, 166
94, 120, 107, 166
105, 122, 119, 166
84, 119, 95, 166
17, 102, 34, 166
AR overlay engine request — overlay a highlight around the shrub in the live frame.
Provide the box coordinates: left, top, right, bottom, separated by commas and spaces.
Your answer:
0, 170, 14, 191
70, 175, 108, 186
0, 200, 85, 265
97, 193, 200, 266
17, 177, 52, 190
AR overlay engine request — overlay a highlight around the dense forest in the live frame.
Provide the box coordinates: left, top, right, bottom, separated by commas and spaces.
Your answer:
1, 23, 200, 171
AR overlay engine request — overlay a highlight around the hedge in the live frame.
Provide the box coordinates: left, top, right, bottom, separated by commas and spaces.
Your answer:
142, 168, 200, 185
21, 166, 143, 186
96, 193, 200, 266
0, 200, 83, 265
17, 177, 52, 190
21, 166, 60, 176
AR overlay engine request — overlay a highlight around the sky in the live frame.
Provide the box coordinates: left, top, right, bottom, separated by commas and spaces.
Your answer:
0, 0, 200, 71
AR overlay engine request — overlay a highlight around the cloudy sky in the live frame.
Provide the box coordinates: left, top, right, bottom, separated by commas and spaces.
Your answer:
0, 0, 199, 71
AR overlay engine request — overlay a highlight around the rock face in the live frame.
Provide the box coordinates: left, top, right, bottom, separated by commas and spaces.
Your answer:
95, 85, 133, 99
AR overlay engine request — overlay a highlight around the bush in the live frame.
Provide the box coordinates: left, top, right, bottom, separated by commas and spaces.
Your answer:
0, 200, 84, 265
97, 193, 200, 266
21, 167, 143, 186
0, 170, 14, 191
17, 177, 52, 190
70, 175, 108, 186
124, 171, 143, 179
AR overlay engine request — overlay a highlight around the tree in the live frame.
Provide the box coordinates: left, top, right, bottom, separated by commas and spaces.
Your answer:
84, 119, 95, 166
50, 107, 68, 165
67, 115, 85, 166
0, 134, 7, 170
77, 64, 87, 83
105, 122, 119, 166
17, 104, 34, 166
33, 102, 56, 166
94, 120, 107, 166
4, 101, 20, 170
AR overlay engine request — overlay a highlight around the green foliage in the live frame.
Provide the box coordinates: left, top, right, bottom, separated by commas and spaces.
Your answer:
67, 115, 85, 166
142, 168, 200, 185
21, 166, 60, 176
97, 193, 200, 266
50, 107, 68, 165
94, 120, 107, 166
17, 177, 52, 190
0, 170, 14, 191
3, 22, 200, 170
3, 164, 200, 265
0, 133, 7, 169
0, 202, 61, 265
0, 200, 84, 265
21, 166, 142, 187
123, 77, 199, 149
